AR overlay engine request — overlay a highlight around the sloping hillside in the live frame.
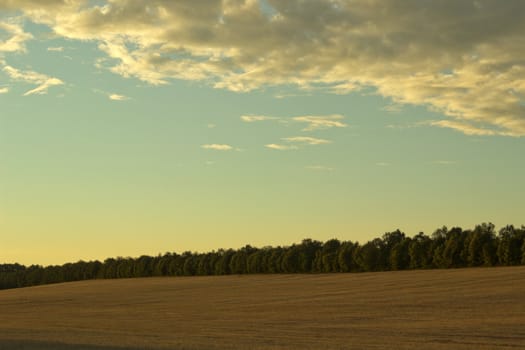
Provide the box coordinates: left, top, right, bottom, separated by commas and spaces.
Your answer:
1, 267, 524, 349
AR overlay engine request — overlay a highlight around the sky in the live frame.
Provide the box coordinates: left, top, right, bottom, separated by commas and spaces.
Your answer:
1, 0, 525, 266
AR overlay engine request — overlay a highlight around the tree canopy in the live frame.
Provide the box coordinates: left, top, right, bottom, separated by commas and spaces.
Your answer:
1, 223, 524, 290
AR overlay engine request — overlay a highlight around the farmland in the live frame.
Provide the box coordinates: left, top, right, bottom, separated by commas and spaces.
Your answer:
1, 267, 524, 349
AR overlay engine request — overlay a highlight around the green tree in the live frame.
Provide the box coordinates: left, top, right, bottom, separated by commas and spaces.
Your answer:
214, 249, 234, 275
320, 239, 341, 272
381, 230, 406, 270
467, 223, 496, 267
442, 227, 466, 268
247, 250, 266, 274
337, 241, 359, 272
497, 225, 524, 265
281, 245, 301, 273
356, 239, 383, 272
408, 232, 433, 269
390, 239, 411, 270
297, 239, 322, 273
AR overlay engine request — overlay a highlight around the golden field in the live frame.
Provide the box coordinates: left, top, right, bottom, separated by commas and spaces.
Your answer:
0, 267, 524, 349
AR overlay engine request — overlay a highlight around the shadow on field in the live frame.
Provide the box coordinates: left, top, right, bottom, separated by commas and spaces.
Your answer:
0, 340, 158, 350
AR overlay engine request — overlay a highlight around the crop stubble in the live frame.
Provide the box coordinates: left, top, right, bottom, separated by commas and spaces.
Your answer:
0, 266, 524, 349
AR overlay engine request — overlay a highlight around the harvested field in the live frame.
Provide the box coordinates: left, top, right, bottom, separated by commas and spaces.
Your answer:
0, 267, 524, 349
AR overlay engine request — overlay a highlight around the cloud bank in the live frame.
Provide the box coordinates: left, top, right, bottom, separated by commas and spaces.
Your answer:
3, 0, 525, 135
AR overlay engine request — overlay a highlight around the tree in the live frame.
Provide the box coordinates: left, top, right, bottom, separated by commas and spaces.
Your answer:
229, 245, 256, 274
497, 225, 524, 265
381, 230, 406, 270
337, 241, 359, 272
320, 239, 341, 272
390, 239, 411, 270
408, 232, 432, 269
281, 245, 301, 273
297, 239, 322, 273
442, 227, 466, 268
2, 223, 525, 291
182, 253, 197, 276
214, 249, 234, 275
467, 223, 496, 267
356, 239, 383, 272
247, 250, 266, 274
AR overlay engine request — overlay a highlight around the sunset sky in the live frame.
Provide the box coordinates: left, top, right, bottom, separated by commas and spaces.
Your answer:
1, 0, 525, 265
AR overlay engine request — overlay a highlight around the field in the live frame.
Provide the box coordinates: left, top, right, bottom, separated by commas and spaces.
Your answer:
0, 267, 524, 350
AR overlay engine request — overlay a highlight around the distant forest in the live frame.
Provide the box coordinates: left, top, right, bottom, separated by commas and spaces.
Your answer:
1, 223, 525, 290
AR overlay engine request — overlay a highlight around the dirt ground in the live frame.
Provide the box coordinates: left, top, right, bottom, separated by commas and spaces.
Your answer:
0, 266, 524, 349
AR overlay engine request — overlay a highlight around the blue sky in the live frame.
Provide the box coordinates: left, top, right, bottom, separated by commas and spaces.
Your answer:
1, 0, 525, 265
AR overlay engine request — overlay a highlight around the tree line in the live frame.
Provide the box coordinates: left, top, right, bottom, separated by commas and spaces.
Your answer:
1, 223, 525, 290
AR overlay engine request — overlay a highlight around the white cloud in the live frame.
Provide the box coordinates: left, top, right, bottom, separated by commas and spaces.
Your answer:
376, 162, 390, 167
241, 114, 346, 132
241, 115, 279, 122
282, 136, 331, 145
47, 46, 64, 52
108, 93, 129, 101
23, 78, 63, 96
0, 87, 8, 94
265, 144, 298, 151
293, 115, 347, 131
0, 20, 32, 53
7, 1, 525, 135
429, 120, 499, 136
201, 144, 233, 151
2, 64, 64, 96
266, 136, 330, 150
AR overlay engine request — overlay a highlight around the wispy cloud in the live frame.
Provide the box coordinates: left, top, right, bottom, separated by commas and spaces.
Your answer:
0, 87, 8, 94
2, 64, 64, 96
292, 115, 347, 131
265, 136, 331, 150
376, 162, 390, 167
241, 115, 279, 123
241, 114, 346, 132
274, 92, 312, 99
201, 144, 233, 151
47, 46, 64, 52
282, 136, 331, 145
265, 144, 298, 151
108, 93, 129, 101
429, 120, 499, 136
